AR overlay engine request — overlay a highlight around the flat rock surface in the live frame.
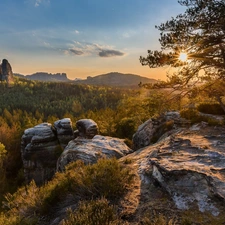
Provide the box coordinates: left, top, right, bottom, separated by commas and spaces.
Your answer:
121, 124, 225, 221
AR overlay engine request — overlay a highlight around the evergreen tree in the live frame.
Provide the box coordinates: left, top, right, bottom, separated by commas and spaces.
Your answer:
140, 0, 225, 84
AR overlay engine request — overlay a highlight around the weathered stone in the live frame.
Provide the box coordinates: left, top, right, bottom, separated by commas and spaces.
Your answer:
57, 135, 132, 171
0, 59, 14, 84
132, 119, 156, 150
132, 112, 192, 151
123, 125, 225, 216
132, 117, 175, 150
76, 119, 98, 139
54, 118, 74, 149
21, 123, 62, 185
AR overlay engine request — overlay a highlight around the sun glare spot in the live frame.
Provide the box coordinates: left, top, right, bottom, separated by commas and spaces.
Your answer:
178, 52, 188, 62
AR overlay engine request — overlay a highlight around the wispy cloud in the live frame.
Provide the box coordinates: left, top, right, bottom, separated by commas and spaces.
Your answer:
74, 30, 80, 34
67, 41, 125, 58
99, 49, 124, 57
69, 49, 84, 55
34, 0, 50, 7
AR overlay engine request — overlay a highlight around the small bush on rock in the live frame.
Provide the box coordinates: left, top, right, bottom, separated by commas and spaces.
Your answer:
141, 214, 177, 225
66, 157, 135, 201
63, 198, 126, 225
180, 109, 205, 124
0, 213, 37, 225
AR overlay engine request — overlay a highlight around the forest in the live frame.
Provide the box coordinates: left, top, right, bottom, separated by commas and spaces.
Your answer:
1, 0, 225, 223
0, 76, 182, 206
0, 75, 224, 210
0, 75, 225, 224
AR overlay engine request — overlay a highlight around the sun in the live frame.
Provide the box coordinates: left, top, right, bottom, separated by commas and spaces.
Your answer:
178, 52, 188, 62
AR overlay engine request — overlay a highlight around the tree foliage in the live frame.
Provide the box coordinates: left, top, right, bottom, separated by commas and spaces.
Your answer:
140, 0, 225, 85
0, 78, 182, 209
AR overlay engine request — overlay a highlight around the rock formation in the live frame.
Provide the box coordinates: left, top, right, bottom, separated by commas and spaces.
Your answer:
122, 121, 225, 218
0, 59, 14, 84
21, 119, 74, 185
75, 119, 98, 139
132, 111, 184, 150
19, 113, 225, 222
54, 118, 74, 149
57, 135, 132, 171
21, 118, 131, 184
21, 123, 60, 185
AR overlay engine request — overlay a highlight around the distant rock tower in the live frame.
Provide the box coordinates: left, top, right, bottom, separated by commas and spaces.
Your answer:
0, 59, 14, 84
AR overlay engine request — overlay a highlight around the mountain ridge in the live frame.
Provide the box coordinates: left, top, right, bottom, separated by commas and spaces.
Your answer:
74, 72, 157, 87
14, 72, 68, 82
14, 72, 157, 87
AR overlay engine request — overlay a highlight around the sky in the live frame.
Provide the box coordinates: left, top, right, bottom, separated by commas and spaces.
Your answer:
0, 0, 185, 80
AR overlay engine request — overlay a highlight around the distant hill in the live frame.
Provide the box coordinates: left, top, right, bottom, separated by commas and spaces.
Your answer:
14, 72, 69, 82
14, 72, 157, 87
74, 72, 157, 87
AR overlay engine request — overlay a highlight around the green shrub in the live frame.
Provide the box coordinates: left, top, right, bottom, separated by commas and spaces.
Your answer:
115, 118, 136, 140
66, 158, 135, 201
63, 198, 126, 225
0, 213, 37, 225
2, 158, 134, 220
181, 218, 192, 225
0, 143, 7, 205
123, 138, 133, 149
180, 108, 224, 125
141, 214, 177, 225
197, 103, 225, 115
180, 109, 204, 124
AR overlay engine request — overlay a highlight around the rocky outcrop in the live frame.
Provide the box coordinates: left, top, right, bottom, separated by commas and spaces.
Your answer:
54, 118, 74, 149
75, 119, 98, 138
19, 113, 225, 223
132, 112, 180, 150
21, 118, 122, 184
122, 124, 225, 217
0, 59, 14, 84
57, 135, 132, 171
21, 119, 75, 185
21, 123, 61, 185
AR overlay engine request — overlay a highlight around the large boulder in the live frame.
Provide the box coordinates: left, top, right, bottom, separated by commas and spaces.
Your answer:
75, 119, 98, 139
132, 118, 174, 151
21, 123, 62, 185
132, 111, 190, 150
0, 59, 14, 84
57, 135, 132, 171
54, 118, 74, 149
122, 124, 225, 217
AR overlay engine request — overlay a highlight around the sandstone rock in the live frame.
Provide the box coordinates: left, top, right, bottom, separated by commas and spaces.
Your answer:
132, 117, 175, 150
123, 126, 225, 216
21, 123, 62, 185
57, 135, 132, 171
132, 112, 192, 151
0, 59, 14, 84
132, 119, 156, 150
21, 119, 100, 185
164, 111, 180, 121
76, 119, 98, 139
54, 118, 74, 149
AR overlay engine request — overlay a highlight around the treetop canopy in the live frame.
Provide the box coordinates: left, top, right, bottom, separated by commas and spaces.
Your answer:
140, 0, 225, 84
